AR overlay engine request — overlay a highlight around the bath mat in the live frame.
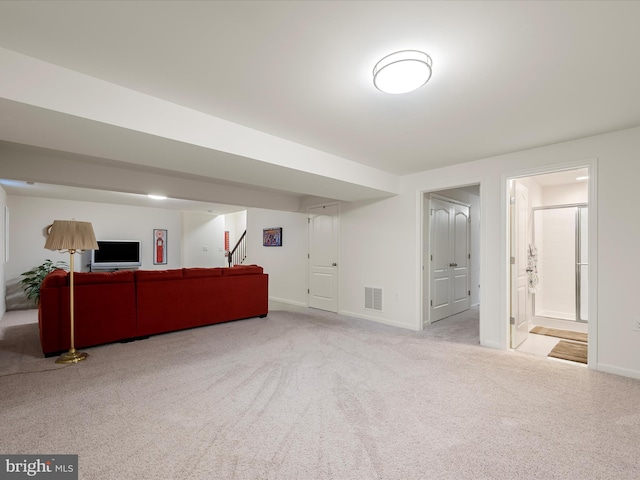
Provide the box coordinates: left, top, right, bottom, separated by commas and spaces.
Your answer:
548, 340, 588, 364
530, 326, 587, 343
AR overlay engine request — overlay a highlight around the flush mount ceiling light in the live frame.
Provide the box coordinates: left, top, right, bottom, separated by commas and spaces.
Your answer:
373, 50, 433, 94
148, 194, 167, 200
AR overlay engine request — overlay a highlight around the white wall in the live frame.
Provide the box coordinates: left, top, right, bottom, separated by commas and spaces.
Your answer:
541, 181, 588, 206
5, 196, 183, 284
340, 194, 417, 329
182, 212, 225, 268
245, 207, 308, 307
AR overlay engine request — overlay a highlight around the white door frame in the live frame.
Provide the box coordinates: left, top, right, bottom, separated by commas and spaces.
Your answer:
503, 158, 598, 367
419, 183, 484, 332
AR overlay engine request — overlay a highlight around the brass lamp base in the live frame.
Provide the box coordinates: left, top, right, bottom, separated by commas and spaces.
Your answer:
55, 349, 88, 364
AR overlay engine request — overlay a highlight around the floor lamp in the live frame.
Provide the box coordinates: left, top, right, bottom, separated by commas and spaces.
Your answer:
44, 220, 98, 364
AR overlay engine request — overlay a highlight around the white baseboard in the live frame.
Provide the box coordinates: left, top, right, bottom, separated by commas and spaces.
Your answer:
596, 363, 640, 381
338, 309, 419, 331
268, 296, 307, 308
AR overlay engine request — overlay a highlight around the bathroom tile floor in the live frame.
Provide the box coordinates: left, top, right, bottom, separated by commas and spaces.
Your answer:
515, 317, 588, 366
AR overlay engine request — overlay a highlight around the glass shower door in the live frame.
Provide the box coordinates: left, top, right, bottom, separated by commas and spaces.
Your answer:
532, 204, 588, 322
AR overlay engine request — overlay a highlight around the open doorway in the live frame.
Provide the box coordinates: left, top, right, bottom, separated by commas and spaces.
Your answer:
508, 167, 593, 365
422, 184, 481, 343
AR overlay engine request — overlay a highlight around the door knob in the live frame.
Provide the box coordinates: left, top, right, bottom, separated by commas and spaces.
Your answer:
332, 262, 337, 267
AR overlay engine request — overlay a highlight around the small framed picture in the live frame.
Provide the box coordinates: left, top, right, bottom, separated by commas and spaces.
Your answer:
263, 227, 282, 247
154, 229, 167, 264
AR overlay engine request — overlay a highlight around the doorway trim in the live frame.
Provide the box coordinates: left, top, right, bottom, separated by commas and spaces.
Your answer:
418, 181, 485, 338
503, 158, 598, 367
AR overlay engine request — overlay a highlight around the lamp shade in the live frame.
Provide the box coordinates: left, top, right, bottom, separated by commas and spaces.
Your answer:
373, 50, 433, 94
45, 220, 99, 251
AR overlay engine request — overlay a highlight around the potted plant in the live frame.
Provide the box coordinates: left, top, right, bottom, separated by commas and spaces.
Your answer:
20, 259, 69, 304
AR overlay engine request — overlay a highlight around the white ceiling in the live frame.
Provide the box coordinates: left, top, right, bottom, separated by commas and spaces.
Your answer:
0, 1, 638, 209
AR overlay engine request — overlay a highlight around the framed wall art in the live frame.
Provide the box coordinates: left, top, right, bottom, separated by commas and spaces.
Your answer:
153, 229, 167, 264
263, 227, 282, 247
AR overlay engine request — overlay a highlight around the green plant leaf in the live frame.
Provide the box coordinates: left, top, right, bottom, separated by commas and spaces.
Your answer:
19, 259, 69, 302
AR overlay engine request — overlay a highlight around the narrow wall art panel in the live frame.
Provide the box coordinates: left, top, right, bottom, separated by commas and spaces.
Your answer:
154, 229, 167, 264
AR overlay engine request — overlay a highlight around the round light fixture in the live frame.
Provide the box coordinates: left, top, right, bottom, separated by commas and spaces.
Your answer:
373, 50, 432, 94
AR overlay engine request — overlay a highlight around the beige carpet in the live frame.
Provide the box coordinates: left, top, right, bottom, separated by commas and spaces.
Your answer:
530, 326, 588, 343
1, 303, 640, 479
548, 340, 588, 364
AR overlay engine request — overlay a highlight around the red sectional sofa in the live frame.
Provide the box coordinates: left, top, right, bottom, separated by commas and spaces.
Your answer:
38, 265, 268, 356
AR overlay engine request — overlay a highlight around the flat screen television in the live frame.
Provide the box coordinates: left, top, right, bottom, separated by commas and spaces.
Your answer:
90, 240, 141, 270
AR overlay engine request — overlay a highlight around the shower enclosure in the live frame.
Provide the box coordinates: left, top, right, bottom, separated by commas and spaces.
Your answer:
532, 204, 588, 322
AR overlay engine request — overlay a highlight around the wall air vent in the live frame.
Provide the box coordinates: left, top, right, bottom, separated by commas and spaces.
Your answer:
365, 286, 383, 311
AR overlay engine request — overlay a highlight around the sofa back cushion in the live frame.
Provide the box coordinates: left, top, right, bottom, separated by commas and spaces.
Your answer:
41, 269, 68, 288
75, 270, 134, 285
182, 268, 224, 279
135, 269, 184, 282
222, 265, 264, 276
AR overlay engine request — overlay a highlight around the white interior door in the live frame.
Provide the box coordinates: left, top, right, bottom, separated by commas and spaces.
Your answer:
430, 197, 470, 322
430, 198, 452, 321
451, 203, 470, 315
510, 181, 529, 348
308, 204, 339, 312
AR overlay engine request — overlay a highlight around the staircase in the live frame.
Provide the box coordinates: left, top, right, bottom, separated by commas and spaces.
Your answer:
227, 230, 247, 267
